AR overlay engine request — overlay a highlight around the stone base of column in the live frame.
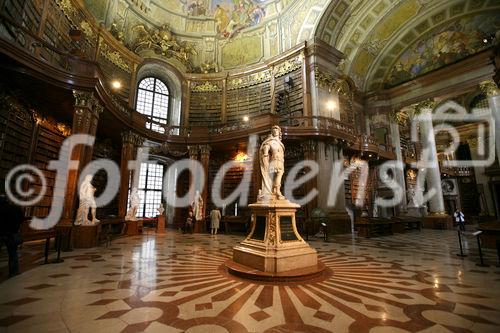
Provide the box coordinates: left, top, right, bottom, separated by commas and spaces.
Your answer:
423, 213, 452, 230
326, 210, 352, 235
72, 224, 99, 248
402, 206, 427, 218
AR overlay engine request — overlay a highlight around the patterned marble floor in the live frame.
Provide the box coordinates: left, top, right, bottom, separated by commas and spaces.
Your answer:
0, 230, 500, 333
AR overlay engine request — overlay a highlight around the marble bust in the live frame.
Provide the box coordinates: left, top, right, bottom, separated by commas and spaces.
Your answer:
258, 125, 285, 201
157, 203, 165, 216
75, 174, 99, 225
125, 187, 140, 221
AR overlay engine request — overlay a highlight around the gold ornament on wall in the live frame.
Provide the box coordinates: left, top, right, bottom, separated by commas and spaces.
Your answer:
274, 55, 302, 78
191, 81, 222, 93
130, 24, 197, 70
99, 41, 130, 72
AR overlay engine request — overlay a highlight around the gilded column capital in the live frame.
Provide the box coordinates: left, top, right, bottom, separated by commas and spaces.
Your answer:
73, 90, 103, 118
121, 130, 143, 146
479, 79, 500, 97
415, 99, 437, 113
199, 145, 211, 159
301, 140, 317, 156
187, 145, 199, 159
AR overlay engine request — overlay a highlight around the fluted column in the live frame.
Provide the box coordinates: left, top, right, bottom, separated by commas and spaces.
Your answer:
419, 108, 446, 214
390, 120, 407, 212
301, 140, 317, 217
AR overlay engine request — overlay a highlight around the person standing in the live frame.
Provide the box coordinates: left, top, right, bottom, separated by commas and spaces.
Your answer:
454, 209, 465, 231
210, 208, 221, 235
185, 211, 194, 234
0, 194, 24, 277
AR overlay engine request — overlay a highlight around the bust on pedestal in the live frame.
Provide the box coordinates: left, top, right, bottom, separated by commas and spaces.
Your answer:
157, 203, 166, 234
229, 126, 321, 278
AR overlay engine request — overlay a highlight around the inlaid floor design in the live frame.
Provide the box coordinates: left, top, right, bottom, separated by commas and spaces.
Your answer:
0, 230, 499, 333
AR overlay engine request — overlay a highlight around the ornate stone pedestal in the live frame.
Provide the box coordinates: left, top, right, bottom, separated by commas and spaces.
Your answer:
232, 200, 318, 274
406, 206, 426, 217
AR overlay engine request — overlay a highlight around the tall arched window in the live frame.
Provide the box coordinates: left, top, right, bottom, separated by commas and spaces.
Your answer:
136, 77, 169, 133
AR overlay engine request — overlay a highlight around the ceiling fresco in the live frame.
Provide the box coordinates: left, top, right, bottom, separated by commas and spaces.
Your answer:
82, 0, 330, 70
386, 13, 499, 87
315, 0, 500, 92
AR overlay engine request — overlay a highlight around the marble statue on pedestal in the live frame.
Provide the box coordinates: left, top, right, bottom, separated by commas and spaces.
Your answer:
258, 125, 285, 201
125, 187, 140, 221
75, 174, 99, 225
157, 203, 165, 216
230, 125, 319, 276
192, 190, 204, 221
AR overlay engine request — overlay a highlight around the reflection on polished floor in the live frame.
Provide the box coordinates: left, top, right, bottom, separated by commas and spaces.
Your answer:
0, 230, 499, 333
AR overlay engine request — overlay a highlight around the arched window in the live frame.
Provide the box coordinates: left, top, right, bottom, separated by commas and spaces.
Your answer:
136, 77, 169, 133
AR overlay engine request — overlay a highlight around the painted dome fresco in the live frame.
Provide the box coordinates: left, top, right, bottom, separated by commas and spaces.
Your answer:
82, 0, 328, 71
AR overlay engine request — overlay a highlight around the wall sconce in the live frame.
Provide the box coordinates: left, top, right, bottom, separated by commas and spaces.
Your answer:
242, 115, 249, 122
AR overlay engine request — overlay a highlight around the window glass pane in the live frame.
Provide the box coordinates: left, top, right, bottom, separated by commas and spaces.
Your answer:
155, 79, 169, 95
137, 190, 146, 217
139, 77, 155, 91
138, 163, 148, 189
136, 77, 170, 134
130, 162, 164, 218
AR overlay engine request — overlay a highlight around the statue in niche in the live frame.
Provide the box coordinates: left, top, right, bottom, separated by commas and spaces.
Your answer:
157, 203, 165, 216
192, 190, 204, 221
75, 175, 99, 225
258, 125, 285, 201
125, 187, 140, 221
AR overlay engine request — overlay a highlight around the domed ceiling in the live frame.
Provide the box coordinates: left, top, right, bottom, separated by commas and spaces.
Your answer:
316, 0, 500, 92
83, 0, 331, 71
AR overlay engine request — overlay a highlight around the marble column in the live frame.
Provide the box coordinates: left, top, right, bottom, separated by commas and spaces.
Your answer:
60, 91, 103, 226
118, 130, 143, 219
301, 140, 318, 217
199, 145, 211, 222
390, 120, 407, 213
419, 108, 446, 214
316, 141, 351, 234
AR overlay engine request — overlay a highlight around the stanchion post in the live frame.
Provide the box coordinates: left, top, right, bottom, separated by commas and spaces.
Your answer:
457, 230, 467, 257
476, 233, 489, 267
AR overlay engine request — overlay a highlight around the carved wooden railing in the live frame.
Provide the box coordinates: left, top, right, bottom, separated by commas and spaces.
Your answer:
354, 134, 396, 160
